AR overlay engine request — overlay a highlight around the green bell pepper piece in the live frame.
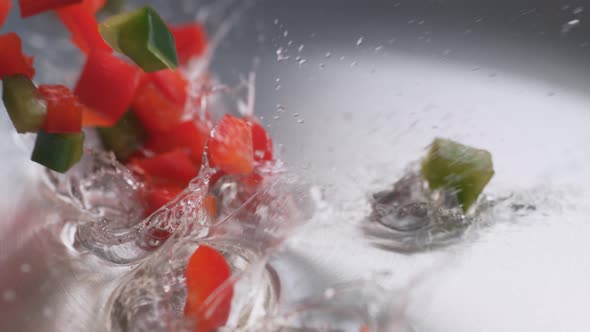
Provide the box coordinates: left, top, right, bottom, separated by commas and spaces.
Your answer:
421, 138, 494, 212
2, 75, 47, 133
100, 6, 178, 72
97, 110, 145, 161
31, 131, 84, 173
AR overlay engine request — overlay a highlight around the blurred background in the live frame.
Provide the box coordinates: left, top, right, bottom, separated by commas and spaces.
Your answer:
2, 0, 590, 331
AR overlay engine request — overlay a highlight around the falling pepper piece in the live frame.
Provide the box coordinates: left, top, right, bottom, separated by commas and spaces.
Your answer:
99, 6, 178, 72
18, 0, 82, 17
0, 0, 12, 28
38, 85, 83, 133
97, 110, 145, 162
56, 3, 112, 54
2, 74, 46, 133
184, 245, 233, 332
0, 33, 35, 79
170, 23, 207, 65
31, 131, 84, 173
208, 115, 254, 175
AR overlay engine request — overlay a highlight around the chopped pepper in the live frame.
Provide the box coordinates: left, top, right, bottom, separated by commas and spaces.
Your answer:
83, 0, 106, 13
31, 131, 84, 173
208, 115, 254, 175
131, 80, 184, 133
421, 138, 494, 212
148, 69, 188, 107
39, 85, 83, 133
97, 110, 145, 161
74, 50, 141, 126
144, 120, 210, 165
2, 75, 46, 133
248, 119, 273, 162
130, 149, 198, 187
170, 23, 207, 65
143, 182, 183, 216
18, 0, 81, 17
184, 245, 233, 332
0, 33, 35, 79
56, 3, 112, 54
0, 0, 12, 28
99, 6, 178, 72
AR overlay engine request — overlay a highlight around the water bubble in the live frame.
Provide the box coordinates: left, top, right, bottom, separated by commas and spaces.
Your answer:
2, 289, 16, 302
356, 36, 364, 46
562, 19, 581, 34
20, 263, 32, 273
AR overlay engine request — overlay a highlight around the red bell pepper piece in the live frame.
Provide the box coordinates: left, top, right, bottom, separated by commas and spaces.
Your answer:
170, 23, 207, 65
83, 0, 105, 13
0, 33, 35, 79
143, 182, 184, 216
38, 85, 83, 133
184, 245, 233, 332
0, 0, 12, 28
19, 0, 81, 17
75, 50, 141, 126
248, 119, 273, 162
130, 149, 198, 187
148, 69, 188, 107
56, 3, 111, 54
132, 81, 185, 133
208, 115, 254, 175
144, 120, 210, 164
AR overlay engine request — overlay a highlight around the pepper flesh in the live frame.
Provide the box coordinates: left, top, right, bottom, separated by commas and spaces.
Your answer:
31, 131, 84, 173
100, 6, 178, 72
131, 80, 184, 133
170, 23, 207, 65
144, 120, 210, 165
421, 138, 494, 212
208, 115, 254, 175
97, 111, 145, 161
56, 3, 112, 54
129, 149, 197, 187
39, 85, 83, 133
0, 33, 35, 79
18, 0, 81, 17
74, 50, 141, 126
0, 0, 12, 28
184, 245, 233, 332
2, 75, 46, 133
248, 119, 273, 162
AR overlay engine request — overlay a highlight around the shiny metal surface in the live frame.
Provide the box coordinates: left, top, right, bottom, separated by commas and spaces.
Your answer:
2, 0, 590, 331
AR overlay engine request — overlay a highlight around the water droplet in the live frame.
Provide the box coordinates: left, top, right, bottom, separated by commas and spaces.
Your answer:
319, 63, 325, 69
273, 115, 280, 120
3, 289, 16, 302
356, 36, 364, 46
273, 18, 279, 25
287, 40, 293, 46
295, 55, 301, 61
275, 84, 282, 91
418, 19, 425, 25
20, 263, 31, 273
297, 119, 305, 124
283, 30, 289, 37
298, 59, 307, 66
324, 288, 336, 299
350, 61, 358, 67
339, 56, 345, 61
375, 45, 384, 52
562, 19, 581, 34
310, 32, 316, 38
276, 104, 286, 112
275, 78, 281, 83
325, 52, 332, 58
298, 44, 304, 52
442, 49, 452, 56
574, 6, 584, 15
475, 17, 484, 23
276, 47, 289, 61
292, 113, 300, 117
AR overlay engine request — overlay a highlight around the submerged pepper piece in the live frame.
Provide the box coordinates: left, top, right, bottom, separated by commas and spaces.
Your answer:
99, 6, 178, 72
18, 0, 81, 17
2, 75, 46, 133
97, 110, 145, 161
184, 245, 233, 332
0, 33, 35, 79
421, 138, 494, 212
31, 131, 84, 173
